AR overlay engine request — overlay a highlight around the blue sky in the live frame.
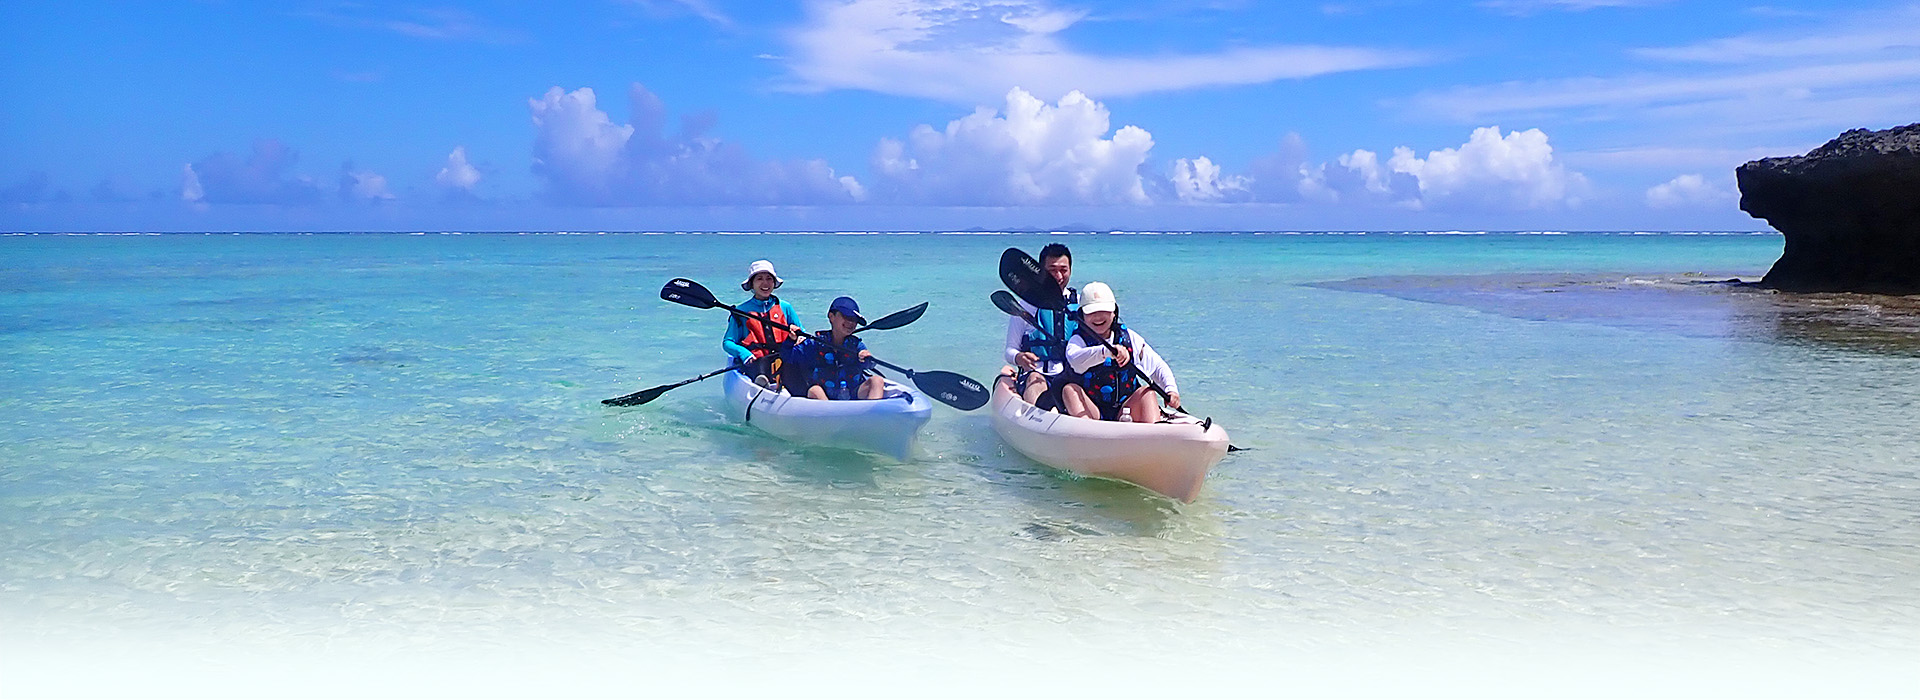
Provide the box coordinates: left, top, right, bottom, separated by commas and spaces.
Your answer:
3, 0, 1915, 232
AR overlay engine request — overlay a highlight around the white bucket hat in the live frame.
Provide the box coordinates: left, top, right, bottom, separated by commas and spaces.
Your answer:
741, 259, 783, 291
1080, 281, 1117, 314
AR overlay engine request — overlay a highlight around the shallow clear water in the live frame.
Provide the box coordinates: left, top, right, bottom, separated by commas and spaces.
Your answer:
3, 232, 1916, 696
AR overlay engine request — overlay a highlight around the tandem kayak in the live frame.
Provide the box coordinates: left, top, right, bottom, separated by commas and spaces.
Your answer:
988, 375, 1229, 502
720, 367, 933, 460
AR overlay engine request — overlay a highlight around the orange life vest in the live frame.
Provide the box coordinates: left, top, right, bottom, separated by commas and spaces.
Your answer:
741, 297, 792, 359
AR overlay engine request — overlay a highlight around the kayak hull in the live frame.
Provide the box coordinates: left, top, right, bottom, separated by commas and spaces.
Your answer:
989, 375, 1228, 502
721, 368, 933, 461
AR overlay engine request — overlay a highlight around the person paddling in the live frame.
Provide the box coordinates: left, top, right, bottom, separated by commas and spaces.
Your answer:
784, 296, 886, 400
722, 260, 805, 388
1001, 243, 1080, 410
1061, 282, 1182, 423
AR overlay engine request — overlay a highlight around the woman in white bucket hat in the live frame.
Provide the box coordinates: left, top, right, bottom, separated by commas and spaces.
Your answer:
1059, 282, 1182, 423
722, 260, 806, 387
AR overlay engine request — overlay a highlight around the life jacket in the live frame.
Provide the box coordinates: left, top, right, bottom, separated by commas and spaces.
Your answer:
740, 296, 793, 359
798, 331, 869, 400
1018, 287, 1080, 370
1076, 323, 1139, 419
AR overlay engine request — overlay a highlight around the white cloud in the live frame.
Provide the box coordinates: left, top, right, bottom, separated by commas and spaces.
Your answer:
1383, 127, 1587, 210
181, 165, 203, 203
1562, 145, 1803, 170
1632, 6, 1920, 63
784, 0, 1424, 102
630, 0, 735, 28
306, 6, 525, 44
339, 165, 396, 203
1646, 173, 1735, 209
1409, 5, 1920, 142
436, 146, 483, 193
1217, 127, 1584, 211
868, 87, 1153, 205
1169, 156, 1249, 203
181, 140, 324, 205
528, 84, 862, 205
1413, 59, 1920, 124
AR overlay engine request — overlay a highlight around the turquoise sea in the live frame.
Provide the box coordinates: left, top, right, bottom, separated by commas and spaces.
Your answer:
3, 232, 1916, 697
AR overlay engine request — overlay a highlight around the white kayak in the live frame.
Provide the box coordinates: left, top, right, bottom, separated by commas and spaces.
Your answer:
721, 367, 933, 460
989, 375, 1229, 502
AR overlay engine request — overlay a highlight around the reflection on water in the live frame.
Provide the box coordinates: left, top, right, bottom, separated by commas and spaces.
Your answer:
1317, 272, 1920, 356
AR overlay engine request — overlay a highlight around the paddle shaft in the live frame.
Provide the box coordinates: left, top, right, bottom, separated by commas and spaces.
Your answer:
602, 362, 742, 406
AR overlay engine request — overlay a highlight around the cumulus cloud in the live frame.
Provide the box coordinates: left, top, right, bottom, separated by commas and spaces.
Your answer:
339, 164, 397, 203
181, 140, 324, 205
436, 146, 483, 195
868, 88, 1153, 205
529, 84, 862, 205
1382, 127, 1587, 210
1645, 173, 1734, 208
1178, 127, 1584, 212
785, 0, 1424, 102
1168, 156, 1249, 203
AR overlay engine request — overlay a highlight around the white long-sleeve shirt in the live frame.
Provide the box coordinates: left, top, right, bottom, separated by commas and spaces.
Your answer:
1065, 327, 1178, 396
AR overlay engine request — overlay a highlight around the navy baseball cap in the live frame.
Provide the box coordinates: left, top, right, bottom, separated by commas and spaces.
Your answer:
828, 296, 865, 325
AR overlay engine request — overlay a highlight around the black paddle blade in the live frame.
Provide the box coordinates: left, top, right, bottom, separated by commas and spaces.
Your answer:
601, 386, 667, 407
660, 278, 718, 309
910, 370, 989, 411
989, 290, 1030, 320
998, 248, 1066, 311
858, 302, 928, 331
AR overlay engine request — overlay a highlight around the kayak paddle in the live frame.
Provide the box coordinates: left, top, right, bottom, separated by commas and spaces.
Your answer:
854, 301, 928, 333
602, 362, 744, 406
660, 278, 989, 411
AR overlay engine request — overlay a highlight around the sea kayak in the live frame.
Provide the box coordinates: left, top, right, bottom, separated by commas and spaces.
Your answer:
989, 375, 1228, 502
721, 367, 933, 460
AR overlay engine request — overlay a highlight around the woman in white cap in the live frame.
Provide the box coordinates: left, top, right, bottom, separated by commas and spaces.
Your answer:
722, 259, 806, 388
1060, 282, 1182, 423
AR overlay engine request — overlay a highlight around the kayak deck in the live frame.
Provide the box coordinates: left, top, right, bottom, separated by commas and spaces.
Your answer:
721, 369, 933, 460
988, 375, 1228, 502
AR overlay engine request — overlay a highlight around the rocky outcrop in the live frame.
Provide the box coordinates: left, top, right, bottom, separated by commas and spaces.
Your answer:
1738, 123, 1920, 294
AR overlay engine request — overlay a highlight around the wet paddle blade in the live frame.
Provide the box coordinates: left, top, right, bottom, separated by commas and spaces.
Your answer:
660, 277, 718, 309
602, 363, 742, 408
910, 370, 989, 411
601, 385, 669, 407
998, 248, 1066, 311
989, 290, 1031, 320
857, 302, 928, 331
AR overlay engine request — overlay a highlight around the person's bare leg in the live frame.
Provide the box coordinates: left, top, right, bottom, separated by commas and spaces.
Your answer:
1125, 389, 1160, 423
861, 375, 886, 400
807, 385, 829, 400
1021, 372, 1047, 405
1060, 384, 1098, 419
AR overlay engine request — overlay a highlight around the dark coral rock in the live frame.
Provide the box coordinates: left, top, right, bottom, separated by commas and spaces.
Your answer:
1738, 123, 1920, 294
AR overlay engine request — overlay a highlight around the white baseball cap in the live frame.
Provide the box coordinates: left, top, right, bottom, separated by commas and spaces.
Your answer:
1080, 281, 1117, 314
741, 259, 783, 291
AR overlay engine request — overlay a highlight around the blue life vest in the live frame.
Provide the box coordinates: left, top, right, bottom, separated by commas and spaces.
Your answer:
1076, 323, 1140, 419
1018, 287, 1080, 370
796, 331, 871, 400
